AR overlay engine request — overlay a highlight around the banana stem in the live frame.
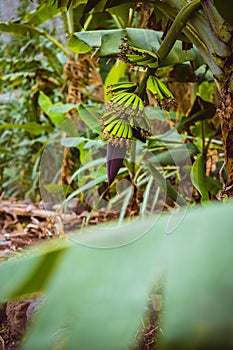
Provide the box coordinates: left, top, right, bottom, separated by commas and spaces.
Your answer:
66, 6, 74, 35
47, 33, 70, 55
41, 31, 70, 56
155, 0, 229, 80
157, 0, 202, 62
135, 68, 155, 98
135, 0, 202, 99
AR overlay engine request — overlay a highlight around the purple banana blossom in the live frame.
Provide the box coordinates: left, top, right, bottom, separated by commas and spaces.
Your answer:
107, 142, 127, 185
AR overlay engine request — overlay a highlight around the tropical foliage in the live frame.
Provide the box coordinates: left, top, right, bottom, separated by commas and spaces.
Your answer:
0, 0, 233, 349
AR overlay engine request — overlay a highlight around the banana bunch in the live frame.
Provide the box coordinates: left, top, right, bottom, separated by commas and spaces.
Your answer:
100, 91, 152, 146
107, 82, 137, 95
146, 75, 177, 110
119, 37, 158, 69
102, 121, 133, 144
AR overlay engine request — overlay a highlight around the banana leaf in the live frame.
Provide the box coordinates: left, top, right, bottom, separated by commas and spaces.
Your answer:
68, 28, 204, 68
1, 202, 233, 348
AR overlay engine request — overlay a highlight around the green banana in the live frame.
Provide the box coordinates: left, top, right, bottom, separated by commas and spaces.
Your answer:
127, 125, 133, 139
111, 92, 133, 105
126, 41, 159, 60
101, 111, 112, 121
146, 51, 159, 61
129, 118, 134, 128
111, 122, 122, 136
147, 76, 158, 95
147, 76, 163, 100
126, 55, 156, 67
111, 92, 129, 103
125, 54, 150, 62
148, 61, 159, 69
155, 77, 174, 99
125, 93, 137, 108
103, 121, 118, 134
132, 95, 142, 110
122, 123, 129, 138
138, 97, 144, 111
103, 114, 118, 126
147, 75, 174, 101
140, 59, 157, 67
108, 82, 137, 93
117, 122, 125, 138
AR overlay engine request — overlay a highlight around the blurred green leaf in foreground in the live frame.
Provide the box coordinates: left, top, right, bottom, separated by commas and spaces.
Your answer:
1, 201, 233, 349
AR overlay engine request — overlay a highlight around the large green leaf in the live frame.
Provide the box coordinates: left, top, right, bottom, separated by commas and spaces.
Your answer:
99, 29, 127, 56
150, 143, 199, 166
191, 154, 210, 202
69, 28, 204, 68
148, 163, 188, 206
66, 34, 92, 54
205, 175, 222, 195
1, 203, 233, 348
106, 2, 133, 27
67, 29, 125, 55
0, 241, 67, 301
77, 104, 102, 134
38, 92, 68, 126
160, 202, 233, 348
0, 22, 40, 38
24, 2, 60, 26
60, 137, 87, 147
190, 154, 221, 197
104, 60, 127, 100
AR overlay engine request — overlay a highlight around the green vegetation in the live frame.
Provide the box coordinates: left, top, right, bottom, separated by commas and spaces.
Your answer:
1, 0, 233, 349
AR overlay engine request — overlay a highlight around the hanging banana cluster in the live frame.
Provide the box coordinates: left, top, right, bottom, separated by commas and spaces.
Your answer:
119, 37, 159, 69
99, 82, 152, 149
146, 75, 177, 110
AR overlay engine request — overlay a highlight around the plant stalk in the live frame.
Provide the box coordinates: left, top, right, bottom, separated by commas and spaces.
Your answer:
157, 0, 202, 62
43, 31, 70, 56
155, 1, 227, 79
66, 6, 74, 35
135, 69, 155, 97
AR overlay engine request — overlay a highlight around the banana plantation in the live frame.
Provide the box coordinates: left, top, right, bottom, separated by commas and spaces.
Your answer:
0, 0, 233, 349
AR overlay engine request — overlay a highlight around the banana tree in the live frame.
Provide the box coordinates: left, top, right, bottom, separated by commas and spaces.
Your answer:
69, 0, 233, 195
2, 0, 232, 199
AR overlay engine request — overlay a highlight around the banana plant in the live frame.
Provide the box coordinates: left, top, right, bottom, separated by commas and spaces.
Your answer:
72, 29, 191, 185
67, 0, 233, 196
2, 0, 232, 199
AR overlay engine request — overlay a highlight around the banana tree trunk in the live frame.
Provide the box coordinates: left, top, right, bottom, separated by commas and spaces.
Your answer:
200, 0, 233, 195
218, 85, 233, 196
